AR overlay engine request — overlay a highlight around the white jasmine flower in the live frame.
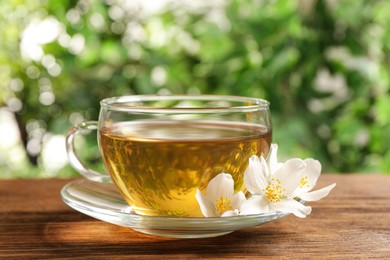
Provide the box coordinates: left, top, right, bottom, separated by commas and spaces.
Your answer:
293, 158, 336, 201
240, 154, 312, 218
265, 144, 336, 202
240, 144, 335, 218
196, 173, 246, 217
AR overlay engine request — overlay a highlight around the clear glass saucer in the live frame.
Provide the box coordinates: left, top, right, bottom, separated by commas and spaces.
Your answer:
61, 179, 290, 239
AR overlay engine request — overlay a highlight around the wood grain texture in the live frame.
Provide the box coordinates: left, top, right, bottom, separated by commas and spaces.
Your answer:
0, 175, 389, 259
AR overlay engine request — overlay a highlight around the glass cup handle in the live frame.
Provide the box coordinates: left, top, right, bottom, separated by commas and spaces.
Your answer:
65, 121, 111, 183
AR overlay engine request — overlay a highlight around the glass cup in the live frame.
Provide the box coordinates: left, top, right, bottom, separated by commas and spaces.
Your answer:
66, 95, 272, 217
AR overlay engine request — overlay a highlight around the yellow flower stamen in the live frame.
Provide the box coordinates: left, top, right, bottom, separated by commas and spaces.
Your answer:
215, 196, 233, 215
263, 178, 285, 203
299, 176, 310, 189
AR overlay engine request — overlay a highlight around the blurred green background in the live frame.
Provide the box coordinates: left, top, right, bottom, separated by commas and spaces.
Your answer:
1, 0, 390, 178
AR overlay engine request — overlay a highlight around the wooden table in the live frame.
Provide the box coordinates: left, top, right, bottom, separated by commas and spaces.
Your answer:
1, 174, 389, 258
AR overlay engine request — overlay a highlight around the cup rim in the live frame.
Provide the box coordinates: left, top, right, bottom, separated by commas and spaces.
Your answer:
100, 95, 270, 113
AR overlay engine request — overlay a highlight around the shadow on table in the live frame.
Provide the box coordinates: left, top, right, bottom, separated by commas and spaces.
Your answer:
42, 214, 294, 257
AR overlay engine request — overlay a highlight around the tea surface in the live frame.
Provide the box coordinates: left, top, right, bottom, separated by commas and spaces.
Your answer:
99, 121, 271, 217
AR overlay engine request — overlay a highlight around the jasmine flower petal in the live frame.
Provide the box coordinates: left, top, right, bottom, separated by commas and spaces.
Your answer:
230, 191, 246, 210
273, 199, 312, 218
268, 143, 283, 174
221, 209, 240, 217
299, 183, 336, 201
273, 158, 305, 195
302, 158, 322, 192
240, 196, 269, 215
205, 173, 234, 200
243, 155, 268, 194
195, 189, 217, 217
